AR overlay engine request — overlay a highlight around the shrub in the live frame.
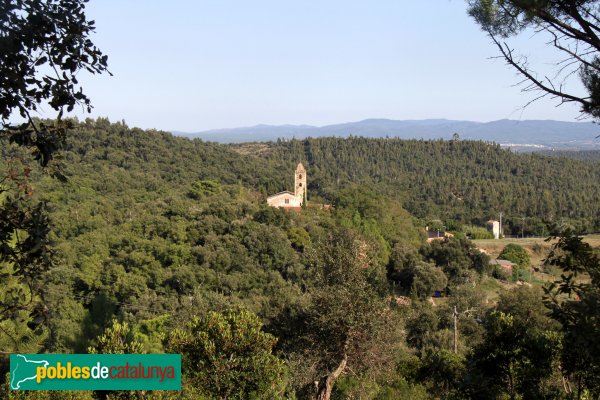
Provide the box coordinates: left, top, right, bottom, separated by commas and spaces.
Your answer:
499, 244, 530, 269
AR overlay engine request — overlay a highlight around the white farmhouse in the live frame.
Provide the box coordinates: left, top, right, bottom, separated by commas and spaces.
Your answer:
486, 220, 501, 239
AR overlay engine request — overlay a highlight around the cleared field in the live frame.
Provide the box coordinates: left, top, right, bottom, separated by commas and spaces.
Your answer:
471, 234, 599, 288
473, 234, 600, 266
580, 234, 600, 247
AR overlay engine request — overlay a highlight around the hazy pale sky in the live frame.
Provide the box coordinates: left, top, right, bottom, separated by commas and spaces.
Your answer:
68, 0, 587, 131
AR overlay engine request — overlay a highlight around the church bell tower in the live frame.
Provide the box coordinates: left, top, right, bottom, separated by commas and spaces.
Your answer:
294, 163, 306, 204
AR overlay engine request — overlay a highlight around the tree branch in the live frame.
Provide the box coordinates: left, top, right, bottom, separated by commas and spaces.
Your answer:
536, 9, 600, 50
546, 28, 598, 72
490, 34, 592, 107
567, 3, 600, 48
316, 339, 349, 400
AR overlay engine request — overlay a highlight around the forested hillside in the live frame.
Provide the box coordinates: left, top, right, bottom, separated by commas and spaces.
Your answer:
233, 137, 600, 234
1, 119, 600, 399
44, 120, 600, 236
540, 149, 600, 163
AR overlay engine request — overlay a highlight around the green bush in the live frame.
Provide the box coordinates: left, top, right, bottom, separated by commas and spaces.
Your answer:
499, 244, 530, 269
165, 309, 288, 399
464, 226, 494, 239
189, 180, 222, 199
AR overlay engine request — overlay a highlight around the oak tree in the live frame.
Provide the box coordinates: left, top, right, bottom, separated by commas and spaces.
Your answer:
166, 309, 288, 399
0, 0, 109, 346
1, 0, 110, 165
544, 232, 600, 396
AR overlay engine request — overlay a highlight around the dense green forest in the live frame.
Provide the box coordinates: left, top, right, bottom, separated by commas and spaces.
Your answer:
231, 138, 600, 235
1, 119, 600, 399
540, 149, 600, 163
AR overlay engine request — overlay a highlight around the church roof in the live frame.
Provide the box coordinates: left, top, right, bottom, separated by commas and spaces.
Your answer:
267, 191, 296, 199
296, 163, 305, 172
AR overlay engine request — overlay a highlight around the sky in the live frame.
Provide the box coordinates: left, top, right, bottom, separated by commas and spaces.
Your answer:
65, 0, 589, 132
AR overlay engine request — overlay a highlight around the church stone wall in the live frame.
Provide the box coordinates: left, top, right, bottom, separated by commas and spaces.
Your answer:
267, 192, 302, 208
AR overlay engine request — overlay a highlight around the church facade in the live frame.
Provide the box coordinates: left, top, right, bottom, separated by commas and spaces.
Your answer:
267, 163, 306, 209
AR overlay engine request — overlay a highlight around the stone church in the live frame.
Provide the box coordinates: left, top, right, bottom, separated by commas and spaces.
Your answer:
267, 163, 306, 209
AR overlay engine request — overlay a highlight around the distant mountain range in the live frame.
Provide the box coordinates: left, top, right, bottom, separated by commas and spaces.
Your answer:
172, 118, 600, 151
